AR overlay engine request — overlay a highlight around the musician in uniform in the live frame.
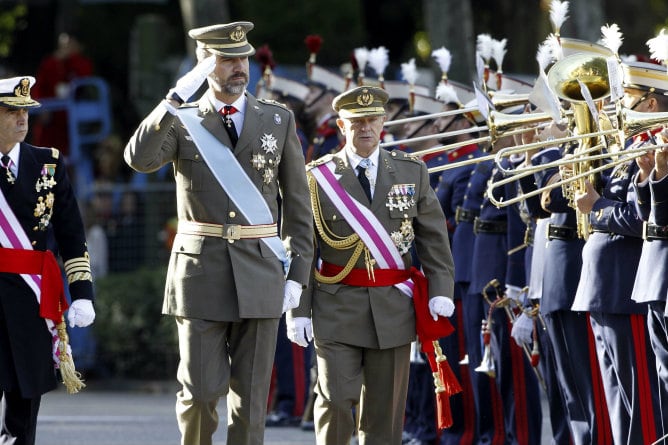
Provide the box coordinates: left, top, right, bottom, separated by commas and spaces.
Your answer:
0, 76, 95, 445
304, 65, 346, 162
286, 85, 456, 445
571, 58, 664, 445
124, 21, 314, 445
628, 60, 668, 436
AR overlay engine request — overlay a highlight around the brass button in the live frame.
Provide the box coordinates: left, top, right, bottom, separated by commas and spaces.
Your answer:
229, 211, 236, 218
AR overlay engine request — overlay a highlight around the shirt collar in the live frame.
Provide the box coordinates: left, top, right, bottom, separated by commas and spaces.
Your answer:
209, 90, 247, 117
346, 146, 380, 170
4, 143, 20, 166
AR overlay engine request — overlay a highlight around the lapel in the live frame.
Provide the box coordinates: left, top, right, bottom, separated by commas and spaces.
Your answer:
332, 150, 370, 206
198, 99, 234, 150
235, 93, 261, 156
371, 149, 397, 213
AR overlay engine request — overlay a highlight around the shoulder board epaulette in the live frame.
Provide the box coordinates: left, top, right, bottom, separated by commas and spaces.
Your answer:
258, 98, 289, 110
50, 147, 60, 159
389, 149, 421, 163
306, 154, 334, 170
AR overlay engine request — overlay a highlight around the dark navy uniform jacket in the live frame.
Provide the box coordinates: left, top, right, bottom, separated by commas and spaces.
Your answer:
520, 146, 585, 314
572, 159, 647, 314
0, 143, 93, 398
469, 157, 526, 295
452, 157, 491, 286
435, 144, 484, 238
632, 172, 668, 305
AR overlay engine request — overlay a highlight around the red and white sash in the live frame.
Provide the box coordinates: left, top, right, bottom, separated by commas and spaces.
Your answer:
0, 189, 65, 365
309, 160, 414, 296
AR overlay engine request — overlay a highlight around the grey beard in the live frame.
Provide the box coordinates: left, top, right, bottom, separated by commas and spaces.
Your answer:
224, 82, 247, 95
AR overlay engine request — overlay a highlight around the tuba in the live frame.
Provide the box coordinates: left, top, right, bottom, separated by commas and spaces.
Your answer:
547, 54, 611, 239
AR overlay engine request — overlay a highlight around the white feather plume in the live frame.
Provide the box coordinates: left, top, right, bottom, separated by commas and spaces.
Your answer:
647, 28, 668, 66
476, 34, 493, 62
491, 38, 508, 72
536, 41, 554, 72
354, 47, 369, 71
549, 0, 569, 34
368, 46, 390, 77
600, 23, 623, 56
432, 47, 453, 75
545, 33, 563, 61
401, 58, 418, 85
435, 83, 460, 105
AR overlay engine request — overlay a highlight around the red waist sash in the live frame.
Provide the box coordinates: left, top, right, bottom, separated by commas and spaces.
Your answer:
318, 262, 453, 340
0, 247, 68, 323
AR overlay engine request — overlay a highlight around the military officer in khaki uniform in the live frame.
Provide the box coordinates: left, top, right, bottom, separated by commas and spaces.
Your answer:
124, 21, 314, 445
286, 86, 455, 445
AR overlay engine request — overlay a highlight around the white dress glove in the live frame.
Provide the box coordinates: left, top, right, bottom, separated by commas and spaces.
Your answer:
511, 312, 534, 346
286, 316, 313, 348
67, 299, 96, 328
505, 284, 523, 302
167, 55, 216, 103
428, 296, 455, 320
282, 279, 302, 313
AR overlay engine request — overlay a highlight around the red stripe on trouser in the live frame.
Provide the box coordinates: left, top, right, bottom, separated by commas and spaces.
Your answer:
586, 314, 612, 445
509, 319, 529, 445
630, 313, 657, 445
490, 375, 505, 445
291, 344, 306, 417
456, 301, 476, 445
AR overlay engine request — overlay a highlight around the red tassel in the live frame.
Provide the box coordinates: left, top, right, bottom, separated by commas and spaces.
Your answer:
531, 334, 540, 367
433, 341, 462, 396
436, 390, 454, 429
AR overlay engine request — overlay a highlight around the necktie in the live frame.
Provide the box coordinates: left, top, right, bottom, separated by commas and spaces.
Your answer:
356, 159, 372, 202
1, 155, 15, 185
220, 105, 239, 147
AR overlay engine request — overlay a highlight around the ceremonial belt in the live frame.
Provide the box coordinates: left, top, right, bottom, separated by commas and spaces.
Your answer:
175, 107, 289, 273
547, 224, 578, 241
178, 220, 277, 241
643, 222, 668, 240
473, 217, 507, 234
0, 248, 67, 322
320, 261, 410, 287
455, 206, 479, 224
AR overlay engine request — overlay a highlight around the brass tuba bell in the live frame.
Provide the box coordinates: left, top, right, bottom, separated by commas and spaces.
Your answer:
547, 53, 611, 239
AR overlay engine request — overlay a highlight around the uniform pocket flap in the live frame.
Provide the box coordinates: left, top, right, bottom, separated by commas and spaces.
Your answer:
171, 233, 204, 254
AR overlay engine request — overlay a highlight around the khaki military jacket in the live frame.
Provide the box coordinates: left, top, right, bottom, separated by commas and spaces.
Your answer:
124, 92, 314, 321
293, 148, 454, 349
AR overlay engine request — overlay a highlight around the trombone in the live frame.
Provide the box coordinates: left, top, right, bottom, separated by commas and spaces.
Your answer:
487, 140, 668, 208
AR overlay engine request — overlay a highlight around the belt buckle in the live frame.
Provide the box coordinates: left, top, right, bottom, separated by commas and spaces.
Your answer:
225, 224, 242, 241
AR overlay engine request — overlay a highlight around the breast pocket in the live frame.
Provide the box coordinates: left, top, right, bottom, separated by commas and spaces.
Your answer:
176, 146, 204, 191
319, 202, 353, 237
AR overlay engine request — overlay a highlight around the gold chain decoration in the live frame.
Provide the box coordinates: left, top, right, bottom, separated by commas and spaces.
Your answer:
308, 171, 368, 284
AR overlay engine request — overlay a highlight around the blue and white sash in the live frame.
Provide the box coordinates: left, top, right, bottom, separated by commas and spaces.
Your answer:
176, 108, 290, 274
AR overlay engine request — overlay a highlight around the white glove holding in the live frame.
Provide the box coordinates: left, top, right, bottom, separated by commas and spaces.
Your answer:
428, 296, 455, 321
282, 279, 302, 313
286, 316, 313, 348
505, 284, 523, 302
167, 55, 216, 103
67, 299, 96, 328
511, 312, 534, 346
